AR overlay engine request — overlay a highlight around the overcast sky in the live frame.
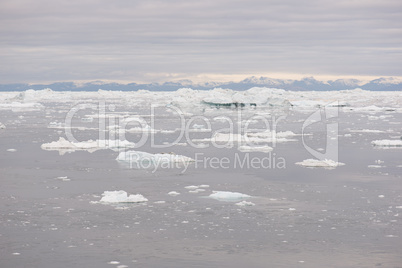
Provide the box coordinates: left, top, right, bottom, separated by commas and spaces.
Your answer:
1, 0, 401, 84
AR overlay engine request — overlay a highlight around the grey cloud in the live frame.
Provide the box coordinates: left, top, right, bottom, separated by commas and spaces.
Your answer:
0, 0, 401, 83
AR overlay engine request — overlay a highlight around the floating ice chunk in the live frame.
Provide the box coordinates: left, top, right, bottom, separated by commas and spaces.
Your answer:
55, 176, 70, 181
349, 105, 396, 112
0, 102, 44, 111
371, 139, 402, 147
209, 191, 251, 202
199, 184, 210, 188
368, 165, 383, 168
0, 122, 5, 129
168, 191, 180, 196
238, 145, 273, 152
349, 129, 385, 133
247, 130, 297, 138
189, 189, 205, 193
81, 117, 94, 122
295, 159, 345, 168
7, 149, 16, 152
192, 124, 205, 129
184, 185, 199, 190
236, 200, 255, 206
99, 191, 148, 203
41, 137, 136, 154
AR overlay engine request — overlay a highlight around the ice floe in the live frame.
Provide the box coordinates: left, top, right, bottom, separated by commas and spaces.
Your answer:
41, 137, 136, 154
99, 190, 148, 203
168, 191, 180, 196
235, 200, 256, 206
348, 129, 385, 133
371, 139, 402, 147
0, 122, 5, 129
208, 191, 251, 202
295, 159, 345, 168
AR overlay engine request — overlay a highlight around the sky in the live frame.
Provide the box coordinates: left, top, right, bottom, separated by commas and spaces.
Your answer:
1, 0, 401, 84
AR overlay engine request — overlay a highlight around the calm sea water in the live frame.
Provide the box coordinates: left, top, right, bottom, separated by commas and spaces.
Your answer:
1, 103, 401, 268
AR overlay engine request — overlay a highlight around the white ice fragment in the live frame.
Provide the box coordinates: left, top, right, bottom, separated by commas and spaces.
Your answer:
108, 261, 120, 264
236, 201, 255, 206
0, 122, 5, 129
199, 184, 210, 188
371, 139, 402, 147
154, 201, 166, 204
184, 185, 199, 190
189, 189, 205, 193
378, 195, 385, 198
12, 252, 21, 256
168, 191, 180, 196
349, 129, 385, 133
41, 137, 136, 154
55, 176, 70, 181
209, 191, 251, 202
368, 165, 383, 168
7, 149, 16, 152
295, 159, 345, 168
99, 190, 148, 203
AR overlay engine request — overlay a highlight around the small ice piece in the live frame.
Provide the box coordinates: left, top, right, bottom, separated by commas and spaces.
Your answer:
41, 137, 136, 154
168, 191, 180, 196
108, 261, 120, 264
184, 185, 199, 190
344, 133, 352, 137
154, 201, 166, 204
0, 122, 6, 129
55, 176, 70, 181
199, 184, 210, 188
368, 165, 383, 168
236, 201, 255, 206
12, 252, 21, 255
81, 117, 94, 122
7, 149, 17, 152
295, 159, 345, 168
99, 190, 148, 203
189, 189, 205, 193
371, 139, 402, 147
209, 191, 251, 202
192, 123, 205, 129
289, 208, 296, 211
378, 195, 385, 198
